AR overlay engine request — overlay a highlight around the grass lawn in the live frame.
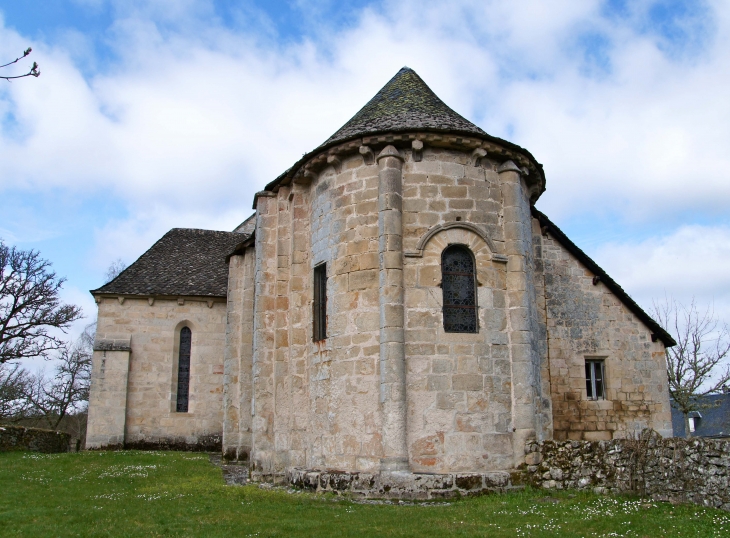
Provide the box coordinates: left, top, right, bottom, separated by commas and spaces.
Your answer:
1, 450, 728, 537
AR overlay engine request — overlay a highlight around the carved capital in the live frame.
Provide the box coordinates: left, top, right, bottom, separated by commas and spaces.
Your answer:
302, 167, 317, 181
411, 140, 424, 162
359, 145, 375, 165
470, 148, 487, 167
327, 155, 342, 174
376, 145, 404, 165
497, 160, 522, 175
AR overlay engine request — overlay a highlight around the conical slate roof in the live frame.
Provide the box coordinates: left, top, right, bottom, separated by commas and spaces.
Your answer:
260, 66, 546, 199
323, 67, 487, 146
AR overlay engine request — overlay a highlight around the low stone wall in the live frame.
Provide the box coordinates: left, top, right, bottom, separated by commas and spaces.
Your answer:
524, 436, 730, 511
87, 433, 223, 452
284, 468, 521, 500
0, 425, 71, 453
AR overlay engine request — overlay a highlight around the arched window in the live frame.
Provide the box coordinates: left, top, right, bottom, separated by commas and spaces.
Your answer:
176, 327, 192, 412
441, 245, 478, 333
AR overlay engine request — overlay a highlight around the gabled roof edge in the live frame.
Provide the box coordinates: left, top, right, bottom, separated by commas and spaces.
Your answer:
531, 207, 676, 347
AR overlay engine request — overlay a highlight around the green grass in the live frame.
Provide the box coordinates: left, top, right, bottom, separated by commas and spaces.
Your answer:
1, 451, 728, 537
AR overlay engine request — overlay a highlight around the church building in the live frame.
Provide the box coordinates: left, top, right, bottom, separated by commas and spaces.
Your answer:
86, 68, 675, 482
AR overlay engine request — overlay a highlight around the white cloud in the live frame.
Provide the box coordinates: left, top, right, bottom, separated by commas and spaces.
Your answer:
594, 224, 730, 322
1, 0, 730, 326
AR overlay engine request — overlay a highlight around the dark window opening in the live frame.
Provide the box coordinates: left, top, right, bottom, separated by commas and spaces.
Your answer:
176, 327, 191, 412
441, 245, 478, 333
313, 264, 327, 341
585, 359, 605, 400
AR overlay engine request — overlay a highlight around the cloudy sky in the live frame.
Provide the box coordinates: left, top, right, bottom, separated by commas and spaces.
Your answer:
1, 0, 729, 344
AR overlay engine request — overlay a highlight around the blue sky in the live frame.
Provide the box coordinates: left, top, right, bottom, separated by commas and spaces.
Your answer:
2, 0, 730, 343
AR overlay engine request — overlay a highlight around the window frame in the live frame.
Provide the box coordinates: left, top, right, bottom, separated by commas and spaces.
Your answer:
176, 326, 192, 413
585, 358, 606, 401
441, 244, 479, 334
313, 263, 327, 342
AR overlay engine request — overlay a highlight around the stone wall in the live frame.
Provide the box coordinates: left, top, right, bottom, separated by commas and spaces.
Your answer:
222, 247, 256, 461
250, 151, 385, 475
533, 227, 673, 440
245, 141, 551, 475
401, 148, 520, 473
286, 467, 520, 500
525, 437, 730, 511
86, 296, 227, 449
0, 425, 70, 453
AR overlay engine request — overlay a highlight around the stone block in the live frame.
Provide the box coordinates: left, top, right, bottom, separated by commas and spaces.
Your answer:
349, 269, 378, 291
427, 375, 450, 391
452, 374, 483, 391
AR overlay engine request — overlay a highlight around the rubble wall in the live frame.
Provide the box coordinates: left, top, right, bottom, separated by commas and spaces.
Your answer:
525, 437, 730, 511
0, 425, 70, 453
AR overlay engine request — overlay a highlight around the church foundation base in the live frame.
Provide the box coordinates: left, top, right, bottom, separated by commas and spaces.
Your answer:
282, 468, 525, 500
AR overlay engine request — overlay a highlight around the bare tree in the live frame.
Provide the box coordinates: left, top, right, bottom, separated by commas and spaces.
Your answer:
105, 259, 127, 283
0, 240, 83, 364
653, 297, 730, 438
1, 48, 40, 81
23, 327, 93, 430
0, 362, 31, 420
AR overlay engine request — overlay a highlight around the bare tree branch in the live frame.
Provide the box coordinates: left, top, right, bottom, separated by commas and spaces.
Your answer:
652, 296, 730, 438
105, 259, 127, 284
21, 324, 93, 430
0, 48, 40, 81
0, 240, 83, 364
0, 362, 31, 420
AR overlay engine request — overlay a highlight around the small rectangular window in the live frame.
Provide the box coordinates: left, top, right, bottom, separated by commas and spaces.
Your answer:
688, 417, 696, 433
313, 264, 327, 341
585, 359, 605, 400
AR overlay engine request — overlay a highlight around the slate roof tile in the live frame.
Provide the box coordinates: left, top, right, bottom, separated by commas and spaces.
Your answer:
323, 67, 487, 146
91, 228, 247, 298
260, 67, 546, 201
671, 393, 730, 438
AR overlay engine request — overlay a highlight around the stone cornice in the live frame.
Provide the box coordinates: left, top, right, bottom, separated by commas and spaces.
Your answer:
93, 294, 225, 308
252, 130, 546, 209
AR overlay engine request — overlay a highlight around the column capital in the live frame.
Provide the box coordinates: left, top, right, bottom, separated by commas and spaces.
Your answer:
376, 145, 404, 164
497, 160, 522, 174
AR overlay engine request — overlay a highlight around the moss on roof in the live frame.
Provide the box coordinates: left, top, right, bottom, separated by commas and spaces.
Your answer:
323, 67, 487, 146
91, 228, 248, 298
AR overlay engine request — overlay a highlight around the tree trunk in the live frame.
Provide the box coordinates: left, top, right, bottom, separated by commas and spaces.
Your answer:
684, 412, 692, 439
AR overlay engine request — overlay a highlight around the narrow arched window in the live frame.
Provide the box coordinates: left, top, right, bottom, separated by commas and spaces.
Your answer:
176, 327, 192, 412
441, 246, 478, 333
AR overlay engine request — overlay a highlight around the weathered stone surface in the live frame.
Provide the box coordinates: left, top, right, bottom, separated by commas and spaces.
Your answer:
524, 436, 730, 511
283, 466, 519, 500
86, 297, 227, 449
0, 425, 70, 453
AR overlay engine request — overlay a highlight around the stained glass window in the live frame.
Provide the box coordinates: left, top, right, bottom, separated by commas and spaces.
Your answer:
441, 246, 478, 333
176, 327, 191, 412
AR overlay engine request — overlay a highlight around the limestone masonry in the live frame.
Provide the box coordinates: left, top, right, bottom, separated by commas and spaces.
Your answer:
86, 68, 676, 487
